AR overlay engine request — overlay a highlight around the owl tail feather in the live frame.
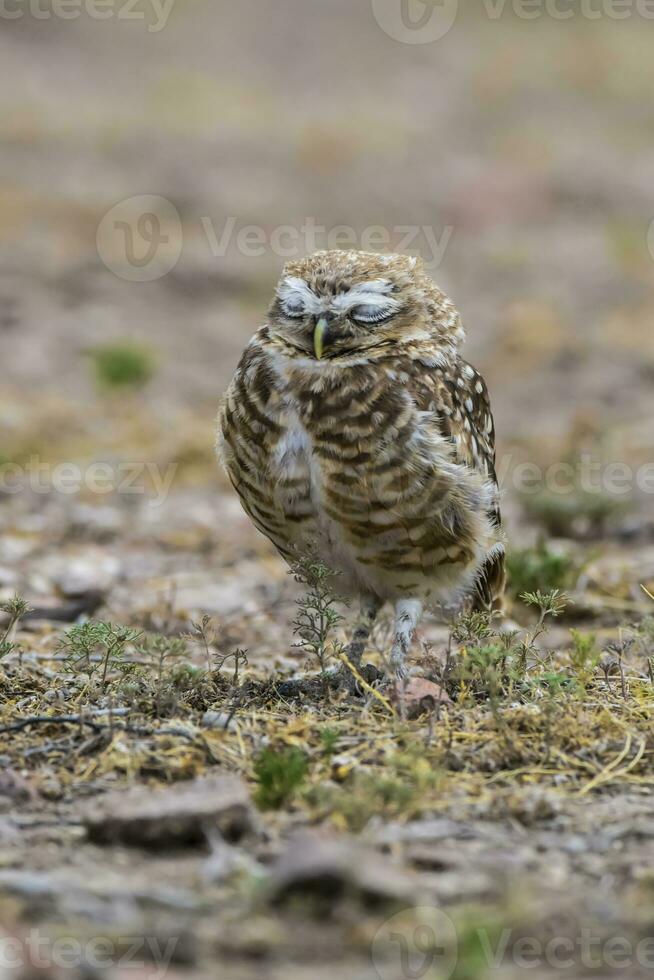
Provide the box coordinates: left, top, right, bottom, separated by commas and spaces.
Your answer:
471, 544, 506, 618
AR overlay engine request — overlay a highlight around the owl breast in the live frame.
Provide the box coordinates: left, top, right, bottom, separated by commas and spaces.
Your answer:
219, 341, 497, 605
261, 363, 492, 603
268, 406, 383, 594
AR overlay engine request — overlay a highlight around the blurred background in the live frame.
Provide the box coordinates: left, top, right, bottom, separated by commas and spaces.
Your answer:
2, 0, 654, 680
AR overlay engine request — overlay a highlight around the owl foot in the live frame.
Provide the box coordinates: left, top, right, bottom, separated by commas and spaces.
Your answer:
337, 659, 384, 696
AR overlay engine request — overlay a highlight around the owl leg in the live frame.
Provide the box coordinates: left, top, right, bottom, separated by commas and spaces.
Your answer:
389, 598, 423, 680
346, 595, 382, 668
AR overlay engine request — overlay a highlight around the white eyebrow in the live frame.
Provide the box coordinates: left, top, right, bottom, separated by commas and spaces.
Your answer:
277, 276, 323, 315
277, 276, 400, 316
331, 280, 400, 314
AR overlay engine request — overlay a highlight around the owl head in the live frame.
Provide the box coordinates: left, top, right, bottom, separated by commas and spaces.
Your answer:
268, 250, 464, 362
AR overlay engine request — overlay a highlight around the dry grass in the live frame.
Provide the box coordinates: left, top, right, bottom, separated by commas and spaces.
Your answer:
3, 587, 654, 817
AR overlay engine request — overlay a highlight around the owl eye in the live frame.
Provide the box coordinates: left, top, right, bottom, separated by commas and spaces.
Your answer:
282, 300, 306, 319
350, 304, 396, 325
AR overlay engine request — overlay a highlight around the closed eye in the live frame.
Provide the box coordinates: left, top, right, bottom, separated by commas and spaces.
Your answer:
282, 300, 306, 319
350, 303, 397, 325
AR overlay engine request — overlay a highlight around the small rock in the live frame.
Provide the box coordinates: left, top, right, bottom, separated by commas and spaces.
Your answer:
376, 818, 473, 846
203, 834, 263, 882
42, 688, 66, 702
71, 504, 124, 537
267, 831, 414, 908
83, 775, 255, 849
492, 788, 560, 825
0, 536, 34, 562
390, 677, 452, 718
23, 590, 105, 624
0, 818, 20, 844
44, 552, 121, 597
38, 776, 64, 801
0, 770, 38, 806
0, 566, 17, 587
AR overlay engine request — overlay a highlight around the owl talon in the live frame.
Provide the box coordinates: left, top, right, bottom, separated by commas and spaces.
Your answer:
337, 662, 384, 696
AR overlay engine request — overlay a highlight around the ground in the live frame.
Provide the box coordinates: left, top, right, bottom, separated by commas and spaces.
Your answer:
2, 4, 654, 979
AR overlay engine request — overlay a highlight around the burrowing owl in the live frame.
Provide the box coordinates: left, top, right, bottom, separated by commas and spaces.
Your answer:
218, 250, 505, 678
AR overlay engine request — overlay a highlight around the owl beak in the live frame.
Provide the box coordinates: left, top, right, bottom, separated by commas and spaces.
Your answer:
313, 317, 330, 360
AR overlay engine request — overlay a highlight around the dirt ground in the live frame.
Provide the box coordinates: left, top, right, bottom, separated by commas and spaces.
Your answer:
2, 4, 654, 978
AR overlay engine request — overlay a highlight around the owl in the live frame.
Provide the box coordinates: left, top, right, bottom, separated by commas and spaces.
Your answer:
217, 250, 505, 679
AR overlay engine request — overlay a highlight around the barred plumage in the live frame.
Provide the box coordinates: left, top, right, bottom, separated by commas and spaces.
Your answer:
217, 250, 505, 677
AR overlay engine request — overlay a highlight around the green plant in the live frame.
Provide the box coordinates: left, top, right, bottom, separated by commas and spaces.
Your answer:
319, 727, 340, 756
519, 589, 570, 665
521, 589, 570, 624
89, 341, 156, 390
310, 759, 435, 831
451, 610, 495, 645
539, 671, 576, 696
136, 634, 190, 717
448, 612, 512, 710
58, 621, 141, 689
568, 629, 600, 689
254, 747, 308, 810
507, 541, 576, 599
464, 644, 507, 699
214, 648, 249, 687
0, 595, 30, 661
446, 592, 573, 715
603, 634, 634, 699
188, 614, 216, 673
292, 556, 348, 697
450, 916, 508, 980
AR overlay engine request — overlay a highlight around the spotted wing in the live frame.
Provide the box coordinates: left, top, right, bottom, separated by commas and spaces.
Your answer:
411, 356, 505, 613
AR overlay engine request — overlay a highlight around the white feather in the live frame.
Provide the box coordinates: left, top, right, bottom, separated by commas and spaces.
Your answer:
331, 280, 399, 314
277, 276, 400, 318
277, 277, 323, 316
